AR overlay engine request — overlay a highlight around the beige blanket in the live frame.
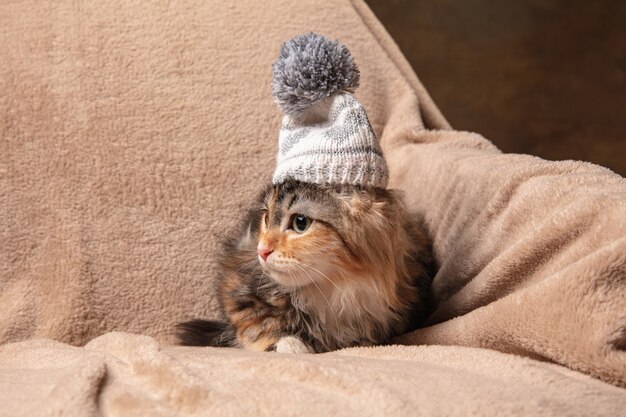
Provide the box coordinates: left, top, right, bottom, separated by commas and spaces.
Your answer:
1, 332, 625, 417
0, 0, 624, 414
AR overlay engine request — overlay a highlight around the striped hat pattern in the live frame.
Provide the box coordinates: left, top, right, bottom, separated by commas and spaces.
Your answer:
271, 33, 388, 189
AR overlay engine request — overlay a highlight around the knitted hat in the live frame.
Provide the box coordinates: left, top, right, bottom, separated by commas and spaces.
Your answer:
271, 33, 388, 189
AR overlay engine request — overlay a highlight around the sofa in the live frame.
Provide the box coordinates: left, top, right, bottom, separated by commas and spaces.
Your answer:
1, 1, 624, 415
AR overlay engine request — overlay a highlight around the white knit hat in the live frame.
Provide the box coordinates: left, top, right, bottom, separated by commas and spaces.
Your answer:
271, 33, 388, 189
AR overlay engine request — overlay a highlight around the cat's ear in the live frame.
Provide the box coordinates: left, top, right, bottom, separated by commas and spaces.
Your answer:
338, 193, 402, 265
237, 210, 264, 251
238, 223, 254, 250
338, 193, 374, 220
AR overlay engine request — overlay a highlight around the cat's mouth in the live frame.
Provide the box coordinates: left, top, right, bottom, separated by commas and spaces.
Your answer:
261, 261, 314, 288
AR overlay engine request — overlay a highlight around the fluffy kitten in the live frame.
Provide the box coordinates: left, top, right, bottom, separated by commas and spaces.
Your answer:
177, 179, 433, 353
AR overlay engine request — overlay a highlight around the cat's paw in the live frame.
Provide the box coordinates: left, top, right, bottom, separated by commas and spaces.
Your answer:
275, 336, 312, 354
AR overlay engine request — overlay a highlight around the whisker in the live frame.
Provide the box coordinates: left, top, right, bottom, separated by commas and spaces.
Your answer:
299, 263, 346, 298
256, 271, 264, 296
255, 269, 275, 296
294, 264, 338, 325
233, 258, 261, 274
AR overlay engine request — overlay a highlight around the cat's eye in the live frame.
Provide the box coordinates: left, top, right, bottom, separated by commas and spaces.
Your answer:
291, 214, 312, 233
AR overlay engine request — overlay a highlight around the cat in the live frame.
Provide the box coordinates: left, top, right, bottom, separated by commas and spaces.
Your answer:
177, 179, 434, 353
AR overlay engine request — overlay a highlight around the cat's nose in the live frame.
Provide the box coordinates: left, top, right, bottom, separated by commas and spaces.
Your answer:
257, 244, 274, 262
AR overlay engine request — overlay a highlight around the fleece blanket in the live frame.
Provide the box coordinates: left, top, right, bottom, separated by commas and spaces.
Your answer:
0, 0, 624, 415
1, 332, 625, 417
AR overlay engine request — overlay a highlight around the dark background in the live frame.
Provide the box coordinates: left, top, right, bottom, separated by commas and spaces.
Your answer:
366, 0, 625, 176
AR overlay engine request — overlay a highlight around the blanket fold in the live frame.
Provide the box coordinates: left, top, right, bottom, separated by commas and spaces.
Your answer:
1, 332, 625, 417
1, 4, 625, 416
387, 133, 626, 387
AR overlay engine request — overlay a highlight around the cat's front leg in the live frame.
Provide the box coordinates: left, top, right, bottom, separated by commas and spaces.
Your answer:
274, 336, 314, 354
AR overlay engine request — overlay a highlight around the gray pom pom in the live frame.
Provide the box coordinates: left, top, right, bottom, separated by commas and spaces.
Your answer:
272, 33, 360, 114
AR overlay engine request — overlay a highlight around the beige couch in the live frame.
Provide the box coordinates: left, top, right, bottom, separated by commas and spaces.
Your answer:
1, 1, 624, 415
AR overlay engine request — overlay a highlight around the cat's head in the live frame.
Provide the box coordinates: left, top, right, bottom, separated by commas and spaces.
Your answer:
256, 180, 407, 289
